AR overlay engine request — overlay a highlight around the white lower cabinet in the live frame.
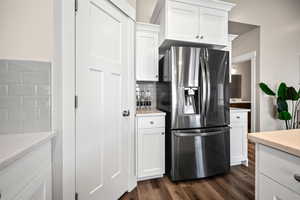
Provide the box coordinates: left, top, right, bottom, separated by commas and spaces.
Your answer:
230, 110, 248, 166
259, 174, 300, 200
256, 144, 300, 200
136, 114, 165, 180
0, 141, 52, 200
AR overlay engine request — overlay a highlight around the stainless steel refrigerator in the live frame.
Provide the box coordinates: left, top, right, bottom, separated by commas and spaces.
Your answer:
157, 46, 230, 181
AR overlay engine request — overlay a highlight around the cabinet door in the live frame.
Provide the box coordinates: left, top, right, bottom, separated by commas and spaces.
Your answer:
167, 1, 199, 42
199, 7, 228, 46
138, 128, 165, 178
259, 174, 300, 200
14, 167, 52, 200
136, 31, 158, 81
230, 122, 244, 165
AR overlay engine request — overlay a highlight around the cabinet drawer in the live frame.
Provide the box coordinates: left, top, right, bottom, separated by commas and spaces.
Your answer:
258, 144, 300, 195
138, 116, 165, 129
230, 112, 246, 124
259, 174, 300, 200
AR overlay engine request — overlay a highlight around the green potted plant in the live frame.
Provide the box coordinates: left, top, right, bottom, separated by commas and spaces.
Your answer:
259, 82, 300, 129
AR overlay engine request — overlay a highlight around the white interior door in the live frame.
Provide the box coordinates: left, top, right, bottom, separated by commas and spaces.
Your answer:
76, 0, 131, 199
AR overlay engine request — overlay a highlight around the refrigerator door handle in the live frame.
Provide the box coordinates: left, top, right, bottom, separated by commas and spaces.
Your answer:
200, 52, 207, 122
204, 49, 211, 117
174, 130, 227, 137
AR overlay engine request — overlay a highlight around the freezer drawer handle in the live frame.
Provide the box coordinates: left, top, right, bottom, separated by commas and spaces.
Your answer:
295, 174, 300, 182
174, 130, 227, 137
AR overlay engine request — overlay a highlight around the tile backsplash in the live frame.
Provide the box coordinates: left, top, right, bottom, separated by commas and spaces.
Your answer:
0, 60, 51, 134
136, 82, 157, 109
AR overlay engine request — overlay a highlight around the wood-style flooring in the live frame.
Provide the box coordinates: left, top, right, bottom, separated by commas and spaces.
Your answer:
121, 142, 255, 200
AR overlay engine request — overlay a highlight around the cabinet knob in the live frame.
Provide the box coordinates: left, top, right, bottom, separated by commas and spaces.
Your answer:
155, 75, 158, 78
236, 116, 240, 119
161, 132, 165, 135
200, 35, 204, 39
195, 35, 200, 39
294, 174, 300, 182
150, 121, 154, 125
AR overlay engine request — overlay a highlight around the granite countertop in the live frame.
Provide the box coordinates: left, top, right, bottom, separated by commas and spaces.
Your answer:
0, 132, 55, 170
136, 109, 166, 116
248, 129, 300, 157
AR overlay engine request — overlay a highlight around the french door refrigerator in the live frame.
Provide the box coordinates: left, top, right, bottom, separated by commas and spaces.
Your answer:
157, 46, 230, 181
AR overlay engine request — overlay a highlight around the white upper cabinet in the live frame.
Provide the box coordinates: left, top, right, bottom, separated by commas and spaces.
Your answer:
136, 23, 160, 81
167, 1, 199, 41
151, 0, 235, 49
198, 7, 228, 45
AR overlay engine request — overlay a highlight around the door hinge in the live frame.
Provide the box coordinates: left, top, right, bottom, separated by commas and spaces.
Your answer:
75, 95, 78, 109
75, 193, 79, 200
75, 0, 78, 12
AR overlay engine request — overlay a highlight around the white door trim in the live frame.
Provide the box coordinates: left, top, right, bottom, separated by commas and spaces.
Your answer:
52, 0, 136, 199
232, 51, 257, 133
109, 0, 136, 20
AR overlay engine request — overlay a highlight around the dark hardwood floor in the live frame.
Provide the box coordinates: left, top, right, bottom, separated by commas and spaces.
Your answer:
121, 142, 255, 200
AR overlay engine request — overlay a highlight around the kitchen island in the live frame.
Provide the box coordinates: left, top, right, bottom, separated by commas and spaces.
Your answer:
248, 129, 300, 200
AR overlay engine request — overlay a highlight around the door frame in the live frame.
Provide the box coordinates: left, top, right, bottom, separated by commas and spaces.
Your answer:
232, 51, 257, 133
52, 0, 136, 199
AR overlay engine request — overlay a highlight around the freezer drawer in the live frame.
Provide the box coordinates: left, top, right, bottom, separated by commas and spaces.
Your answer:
170, 127, 230, 181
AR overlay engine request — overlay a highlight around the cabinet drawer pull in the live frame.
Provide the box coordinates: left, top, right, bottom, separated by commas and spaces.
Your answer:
150, 121, 154, 125
236, 116, 240, 119
294, 174, 300, 182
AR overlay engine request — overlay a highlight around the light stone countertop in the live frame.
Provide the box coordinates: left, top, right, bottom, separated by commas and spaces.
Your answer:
136, 109, 166, 117
248, 129, 300, 157
0, 132, 55, 170
230, 107, 251, 112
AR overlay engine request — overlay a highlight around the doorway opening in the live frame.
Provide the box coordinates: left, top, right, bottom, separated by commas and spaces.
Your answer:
231, 52, 257, 133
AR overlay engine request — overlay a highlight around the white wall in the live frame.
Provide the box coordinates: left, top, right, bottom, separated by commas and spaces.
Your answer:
233, 61, 251, 101
0, 0, 53, 61
224, 0, 300, 131
232, 28, 260, 130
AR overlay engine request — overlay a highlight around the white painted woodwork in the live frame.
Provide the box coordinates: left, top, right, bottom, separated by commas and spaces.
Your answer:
150, 0, 235, 49
0, 141, 52, 200
167, 1, 199, 41
258, 145, 300, 194
222, 34, 238, 83
230, 111, 248, 166
256, 144, 300, 199
198, 7, 228, 45
76, 0, 134, 199
137, 115, 165, 129
136, 115, 165, 180
136, 23, 160, 81
258, 174, 300, 200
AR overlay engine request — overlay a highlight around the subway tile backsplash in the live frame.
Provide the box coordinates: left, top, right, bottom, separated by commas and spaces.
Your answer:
0, 60, 51, 134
